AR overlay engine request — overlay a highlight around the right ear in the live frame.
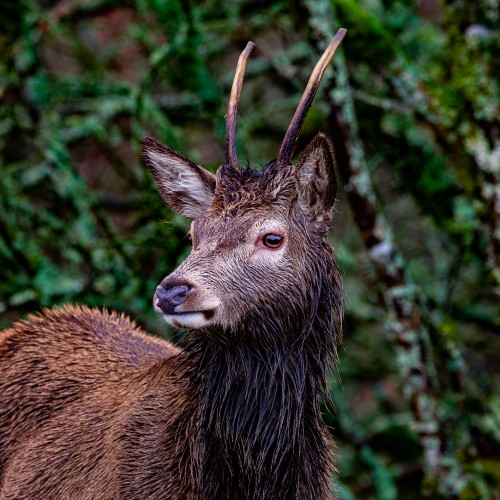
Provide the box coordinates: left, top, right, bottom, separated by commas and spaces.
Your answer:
141, 137, 216, 218
293, 132, 337, 226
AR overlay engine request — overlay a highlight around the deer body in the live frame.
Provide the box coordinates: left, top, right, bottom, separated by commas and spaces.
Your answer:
0, 307, 181, 498
0, 31, 346, 500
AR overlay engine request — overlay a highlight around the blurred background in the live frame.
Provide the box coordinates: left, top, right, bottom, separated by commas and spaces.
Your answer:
0, 0, 499, 498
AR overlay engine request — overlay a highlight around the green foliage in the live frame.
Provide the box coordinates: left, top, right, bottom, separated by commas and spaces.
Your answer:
0, 0, 499, 497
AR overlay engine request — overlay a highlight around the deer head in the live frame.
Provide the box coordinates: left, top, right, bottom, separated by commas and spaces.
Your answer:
142, 30, 346, 339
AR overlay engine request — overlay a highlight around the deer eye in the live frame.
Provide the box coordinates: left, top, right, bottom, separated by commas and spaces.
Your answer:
185, 233, 193, 245
263, 233, 283, 249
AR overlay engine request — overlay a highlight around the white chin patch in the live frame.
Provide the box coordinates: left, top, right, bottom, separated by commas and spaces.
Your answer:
163, 312, 212, 329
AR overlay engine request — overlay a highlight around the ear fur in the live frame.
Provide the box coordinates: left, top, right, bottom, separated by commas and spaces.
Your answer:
141, 137, 216, 218
294, 132, 337, 225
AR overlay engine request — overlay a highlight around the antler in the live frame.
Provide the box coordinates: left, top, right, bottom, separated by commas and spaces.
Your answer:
225, 41, 255, 168
277, 28, 347, 167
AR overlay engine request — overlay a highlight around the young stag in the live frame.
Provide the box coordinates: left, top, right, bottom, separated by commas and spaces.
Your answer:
0, 29, 346, 500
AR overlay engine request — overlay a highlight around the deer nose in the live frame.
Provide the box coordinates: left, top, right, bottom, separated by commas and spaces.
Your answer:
155, 283, 193, 314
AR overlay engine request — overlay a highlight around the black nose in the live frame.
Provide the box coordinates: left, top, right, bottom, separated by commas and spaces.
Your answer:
155, 283, 193, 314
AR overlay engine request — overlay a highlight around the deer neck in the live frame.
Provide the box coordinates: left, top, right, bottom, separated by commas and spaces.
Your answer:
182, 270, 339, 499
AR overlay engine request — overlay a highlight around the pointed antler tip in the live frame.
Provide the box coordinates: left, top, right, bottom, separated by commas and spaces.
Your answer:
277, 27, 347, 167
225, 41, 255, 167
239, 42, 255, 61
336, 28, 347, 38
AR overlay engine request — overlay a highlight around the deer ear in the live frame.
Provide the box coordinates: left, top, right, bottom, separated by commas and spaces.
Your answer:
141, 137, 216, 218
293, 132, 337, 225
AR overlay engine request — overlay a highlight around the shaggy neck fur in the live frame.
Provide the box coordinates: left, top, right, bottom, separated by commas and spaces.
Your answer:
179, 246, 341, 500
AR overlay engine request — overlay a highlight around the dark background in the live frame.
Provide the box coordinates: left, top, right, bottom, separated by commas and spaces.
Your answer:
1, 0, 499, 498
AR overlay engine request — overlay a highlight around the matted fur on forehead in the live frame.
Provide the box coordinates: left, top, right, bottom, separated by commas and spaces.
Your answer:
211, 161, 296, 215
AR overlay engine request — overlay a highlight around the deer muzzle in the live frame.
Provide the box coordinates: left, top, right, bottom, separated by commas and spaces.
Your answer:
155, 284, 193, 314
154, 277, 221, 329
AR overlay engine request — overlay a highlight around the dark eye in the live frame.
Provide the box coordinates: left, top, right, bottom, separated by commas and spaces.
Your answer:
263, 233, 283, 249
185, 233, 192, 244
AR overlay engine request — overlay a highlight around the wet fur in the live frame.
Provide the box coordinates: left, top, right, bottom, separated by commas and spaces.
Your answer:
0, 259, 340, 499
0, 137, 342, 499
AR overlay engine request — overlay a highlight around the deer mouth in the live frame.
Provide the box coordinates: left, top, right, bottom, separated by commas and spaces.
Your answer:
163, 309, 217, 329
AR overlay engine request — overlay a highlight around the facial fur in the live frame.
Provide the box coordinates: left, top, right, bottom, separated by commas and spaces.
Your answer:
145, 133, 339, 338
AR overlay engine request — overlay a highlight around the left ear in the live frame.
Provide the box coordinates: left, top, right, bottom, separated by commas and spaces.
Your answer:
293, 132, 337, 225
141, 136, 216, 218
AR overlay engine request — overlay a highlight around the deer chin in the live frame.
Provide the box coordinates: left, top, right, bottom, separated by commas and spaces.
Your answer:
163, 309, 217, 329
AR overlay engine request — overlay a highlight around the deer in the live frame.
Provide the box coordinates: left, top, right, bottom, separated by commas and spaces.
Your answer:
0, 29, 346, 500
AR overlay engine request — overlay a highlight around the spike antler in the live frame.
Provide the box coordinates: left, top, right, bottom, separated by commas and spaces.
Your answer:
225, 41, 255, 168
277, 28, 347, 167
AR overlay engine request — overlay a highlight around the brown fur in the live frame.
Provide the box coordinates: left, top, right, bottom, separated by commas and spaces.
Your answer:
1, 40, 344, 499
0, 306, 184, 498
0, 135, 342, 499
